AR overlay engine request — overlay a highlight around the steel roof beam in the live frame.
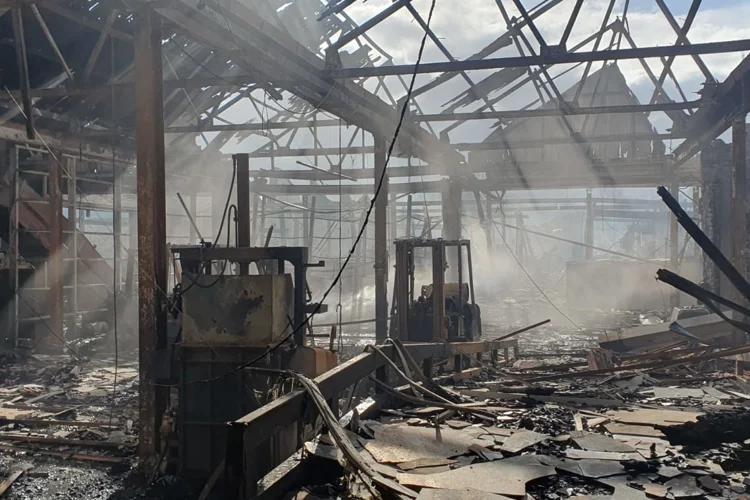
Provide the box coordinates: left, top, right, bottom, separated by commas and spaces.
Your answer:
326, 39, 750, 78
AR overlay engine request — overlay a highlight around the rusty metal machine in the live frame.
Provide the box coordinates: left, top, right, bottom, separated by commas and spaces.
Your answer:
391, 238, 482, 342
165, 154, 337, 480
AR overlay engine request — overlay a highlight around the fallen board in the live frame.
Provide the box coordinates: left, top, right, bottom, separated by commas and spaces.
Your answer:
397, 456, 555, 497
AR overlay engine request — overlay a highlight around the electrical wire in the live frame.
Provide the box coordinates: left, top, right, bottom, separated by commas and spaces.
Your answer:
191, 0, 439, 385
491, 214, 585, 332
180, 165, 237, 293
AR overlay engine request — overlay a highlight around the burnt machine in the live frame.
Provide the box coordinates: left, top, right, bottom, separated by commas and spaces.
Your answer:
391, 238, 482, 342
165, 154, 336, 481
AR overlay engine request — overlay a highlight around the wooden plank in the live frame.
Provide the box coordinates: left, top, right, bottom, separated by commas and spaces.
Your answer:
0, 466, 30, 497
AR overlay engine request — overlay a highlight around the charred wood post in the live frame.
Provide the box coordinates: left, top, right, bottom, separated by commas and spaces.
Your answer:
135, 7, 168, 464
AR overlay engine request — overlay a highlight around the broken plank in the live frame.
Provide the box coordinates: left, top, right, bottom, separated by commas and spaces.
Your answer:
0, 433, 130, 449
603, 423, 665, 438
0, 467, 29, 497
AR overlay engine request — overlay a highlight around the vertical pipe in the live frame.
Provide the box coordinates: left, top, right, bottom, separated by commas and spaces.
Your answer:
307, 197, 317, 253
135, 7, 167, 464
584, 189, 594, 260
47, 151, 63, 350
395, 241, 409, 341
374, 137, 388, 343
405, 194, 412, 237
732, 117, 747, 326
390, 191, 397, 243
485, 194, 493, 253
68, 157, 77, 340
235, 154, 250, 273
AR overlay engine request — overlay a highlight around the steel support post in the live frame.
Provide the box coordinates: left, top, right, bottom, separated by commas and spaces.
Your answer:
374, 137, 389, 342
733, 117, 748, 324
135, 7, 167, 464
46, 151, 63, 351
405, 194, 412, 237
235, 154, 250, 273
7, 145, 18, 347
432, 242, 446, 341
395, 241, 410, 341
113, 168, 122, 291
390, 191, 398, 243
68, 158, 78, 340
669, 177, 680, 307
584, 189, 594, 260
442, 177, 462, 281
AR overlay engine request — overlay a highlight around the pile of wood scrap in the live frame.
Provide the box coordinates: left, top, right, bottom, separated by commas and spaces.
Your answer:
264, 340, 750, 499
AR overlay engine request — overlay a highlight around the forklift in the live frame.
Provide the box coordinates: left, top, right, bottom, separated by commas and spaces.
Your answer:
390, 238, 482, 342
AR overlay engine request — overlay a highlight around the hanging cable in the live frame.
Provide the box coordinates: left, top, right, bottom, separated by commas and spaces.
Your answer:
192, 0, 439, 384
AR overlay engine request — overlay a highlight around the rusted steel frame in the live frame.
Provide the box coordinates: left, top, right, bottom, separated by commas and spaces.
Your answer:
647, 0, 702, 113
509, 0, 547, 48
732, 117, 748, 324
573, 0, 617, 103
653, 0, 714, 83
40, 3, 133, 42
225, 340, 516, 497
83, 9, 119, 83
11, 5, 34, 139
525, 342, 750, 382
47, 150, 64, 347
409, 0, 564, 100
328, 0, 411, 51
135, 7, 168, 464
560, 0, 584, 48
30, 5, 74, 81
658, 185, 750, 304
330, 38, 750, 78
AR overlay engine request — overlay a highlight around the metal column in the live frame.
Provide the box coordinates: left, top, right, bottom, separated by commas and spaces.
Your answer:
68, 157, 78, 340
47, 151, 63, 350
234, 154, 250, 274
7, 145, 18, 346
584, 189, 594, 260
732, 117, 747, 323
442, 177, 461, 280
113, 168, 122, 291
374, 137, 388, 342
135, 7, 168, 464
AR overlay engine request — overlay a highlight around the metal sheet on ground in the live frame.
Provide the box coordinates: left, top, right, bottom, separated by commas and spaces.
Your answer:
572, 431, 637, 453
499, 429, 549, 453
603, 423, 665, 438
652, 387, 705, 399
397, 456, 555, 497
416, 488, 514, 500
363, 422, 475, 464
607, 409, 701, 426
